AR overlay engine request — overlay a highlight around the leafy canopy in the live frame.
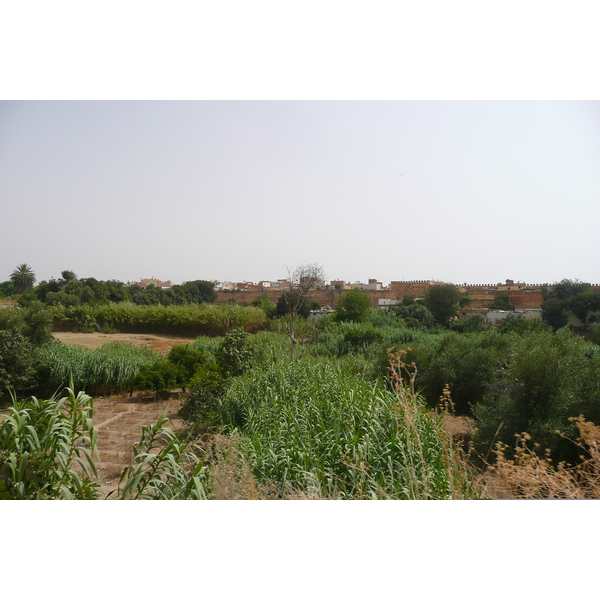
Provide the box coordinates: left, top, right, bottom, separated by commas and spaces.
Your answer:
424, 284, 464, 326
333, 289, 372, 323
10, 264, 36, 292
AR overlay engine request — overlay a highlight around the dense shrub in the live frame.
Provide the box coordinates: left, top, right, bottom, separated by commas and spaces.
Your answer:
333, 289, 372, 323
401, 331, 514, 414
343, 325, 383, 349
450, 313, 486, 333
0, 331, 41, 395
251, 294, 277, 319
167, 344, 211, 388
7, 301, 54, 345
497, 314, 550, 335
178, 365, 227, 424
132, 360, 182, 397
215, 327, 254, 377
472, 328, 600, 465
179, 328, 255, 423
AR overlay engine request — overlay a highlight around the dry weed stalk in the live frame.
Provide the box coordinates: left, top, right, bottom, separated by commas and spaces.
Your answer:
387, 348, 417, 395
488, 416, 600, 499
205, 433, 261, 499
438, 384, 455, 416
387, 349, 485, 499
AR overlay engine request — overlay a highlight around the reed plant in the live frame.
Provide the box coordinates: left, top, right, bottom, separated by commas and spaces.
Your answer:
217, 354, 482, 499
113, 409, 208, 500
0, 385, 99, 499
37, 341, 159, 395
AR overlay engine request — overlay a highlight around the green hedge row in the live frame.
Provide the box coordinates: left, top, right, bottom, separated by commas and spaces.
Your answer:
48, 302, 267, 336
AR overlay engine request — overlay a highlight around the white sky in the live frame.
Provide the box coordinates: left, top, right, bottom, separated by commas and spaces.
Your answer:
1, 3, 599, 290
2, 100, 598, 287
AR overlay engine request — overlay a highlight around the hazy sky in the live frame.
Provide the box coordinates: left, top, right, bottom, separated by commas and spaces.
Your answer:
1, 100, 599, 287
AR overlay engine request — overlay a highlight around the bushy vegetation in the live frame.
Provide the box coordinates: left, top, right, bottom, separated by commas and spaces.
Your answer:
0, 386, 208, 500
4, 263, 600, 499
178, 328, 255, 423
541, 279, 600, 331
333, 289, 372, 323
472, 328, 600, 465
0, 386, 99, 499
217, 355, 479, 499
33, 274, 216, 307
49, 302, 267, 336
37, 342, 159, 396
0, 331, 41, 394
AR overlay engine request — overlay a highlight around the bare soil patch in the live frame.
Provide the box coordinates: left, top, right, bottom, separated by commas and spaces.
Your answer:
93, 391, 187, 498
53, 332, 197, 353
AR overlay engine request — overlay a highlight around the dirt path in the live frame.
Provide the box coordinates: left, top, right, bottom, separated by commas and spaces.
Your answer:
53, 332, 197, 353
92, 392, 186, 498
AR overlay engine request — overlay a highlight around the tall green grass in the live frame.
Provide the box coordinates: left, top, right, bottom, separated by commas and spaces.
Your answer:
218, 357, 479, 499
0, 386, 99, 499
38, 342, 159, 395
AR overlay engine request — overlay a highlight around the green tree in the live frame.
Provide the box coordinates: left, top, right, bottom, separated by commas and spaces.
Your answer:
178, 365, 226, 424
60, 270, 77, 283
489, 294, 514, 311
34, 279, 60, 303
167, 344, 210, 388
0, 331, 40, 394
10, 264, 36, 293
540, 279, 600, 331
251, 294, 277, 318
541, 297, 569, 331
424, 284, 463, 326
8, 301, 54, 346
542, 278, 589, 301
333, 289, 372, 323
568, 291, 600, 331
0, 281, 15, 298
276, 291, 310, 318
179, 280, 217, 304
216, 327, 254, 377
405, 303, 435, 329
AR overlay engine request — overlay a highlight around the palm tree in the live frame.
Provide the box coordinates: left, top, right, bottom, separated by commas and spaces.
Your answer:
10, 263, 36, 292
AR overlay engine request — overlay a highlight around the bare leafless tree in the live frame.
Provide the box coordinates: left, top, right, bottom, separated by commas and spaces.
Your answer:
280, 263, 325, 360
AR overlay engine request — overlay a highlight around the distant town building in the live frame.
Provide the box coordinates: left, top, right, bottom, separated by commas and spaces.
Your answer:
0, 300, 18, 310
136, 277, 173, 290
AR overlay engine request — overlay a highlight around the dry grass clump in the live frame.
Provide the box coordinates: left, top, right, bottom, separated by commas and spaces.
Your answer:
203, 433, 261, 499
486, 416, 600, 499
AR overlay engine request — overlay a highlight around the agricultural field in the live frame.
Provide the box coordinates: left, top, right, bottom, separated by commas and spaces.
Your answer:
53, 332, 195, 353
91, 392, 186, 498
